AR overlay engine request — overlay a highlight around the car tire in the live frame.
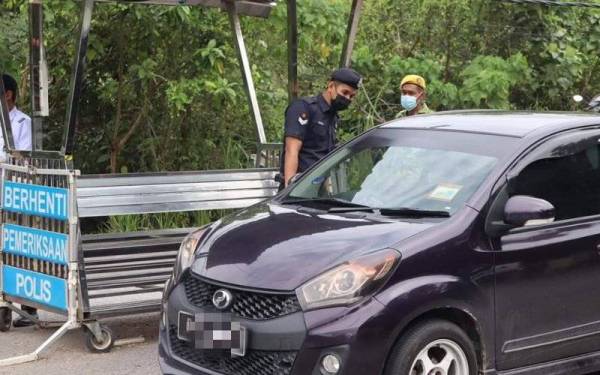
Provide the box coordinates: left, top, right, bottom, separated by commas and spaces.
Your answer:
385, 319, 478, 375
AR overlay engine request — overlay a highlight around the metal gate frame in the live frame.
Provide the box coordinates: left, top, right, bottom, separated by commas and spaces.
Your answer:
0, 156, 82, 366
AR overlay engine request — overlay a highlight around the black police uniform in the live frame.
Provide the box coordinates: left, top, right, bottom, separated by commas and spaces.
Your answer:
278, 68, 362, 190
280, 94, 338, 176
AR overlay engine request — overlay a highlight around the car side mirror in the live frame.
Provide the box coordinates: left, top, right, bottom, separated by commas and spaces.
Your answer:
504, 195, 555, 227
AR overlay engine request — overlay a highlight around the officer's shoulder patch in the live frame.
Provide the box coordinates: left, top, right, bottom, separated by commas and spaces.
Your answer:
298, 113, 308, 126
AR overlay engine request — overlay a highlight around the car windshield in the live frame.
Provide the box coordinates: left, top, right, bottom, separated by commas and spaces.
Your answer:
284, 128, 517, 216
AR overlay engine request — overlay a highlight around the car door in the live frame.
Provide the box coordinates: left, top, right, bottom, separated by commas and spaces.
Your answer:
489, 129, 600, 371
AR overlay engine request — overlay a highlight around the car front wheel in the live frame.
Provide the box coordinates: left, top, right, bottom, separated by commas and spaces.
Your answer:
385, 319, 478, 375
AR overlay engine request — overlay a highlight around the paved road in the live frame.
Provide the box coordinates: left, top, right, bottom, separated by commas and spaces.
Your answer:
2, 310, 600, 375
0, 310, 161, 375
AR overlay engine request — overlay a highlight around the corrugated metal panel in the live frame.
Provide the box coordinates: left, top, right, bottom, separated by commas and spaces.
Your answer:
76, 169, 278, 217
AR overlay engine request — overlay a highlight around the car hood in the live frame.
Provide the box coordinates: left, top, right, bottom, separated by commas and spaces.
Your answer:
190, 202, 438, 291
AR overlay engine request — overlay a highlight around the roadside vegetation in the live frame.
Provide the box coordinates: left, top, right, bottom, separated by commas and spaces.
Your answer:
1, 0, 599, 231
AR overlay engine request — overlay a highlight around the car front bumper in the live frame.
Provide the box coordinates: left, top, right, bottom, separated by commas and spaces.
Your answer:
158, 275, 391, 375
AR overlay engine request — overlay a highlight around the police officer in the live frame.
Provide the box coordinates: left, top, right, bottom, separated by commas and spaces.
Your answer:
1, 74, 36, 327
1, 73, 32, 161
280, 68, 362, 189
396, 74, 433, 117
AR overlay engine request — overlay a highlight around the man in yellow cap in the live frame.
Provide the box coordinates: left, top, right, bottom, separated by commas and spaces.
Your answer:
397, 74, 433, 117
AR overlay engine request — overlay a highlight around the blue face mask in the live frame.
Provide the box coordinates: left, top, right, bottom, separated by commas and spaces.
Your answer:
401, 95, 418, 111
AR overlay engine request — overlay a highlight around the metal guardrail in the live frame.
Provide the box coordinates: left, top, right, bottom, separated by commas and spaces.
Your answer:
80, 228, 194, 319
77, 168, 279, 217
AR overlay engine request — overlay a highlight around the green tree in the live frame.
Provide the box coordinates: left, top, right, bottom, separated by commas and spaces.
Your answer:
1, 0, 599, 177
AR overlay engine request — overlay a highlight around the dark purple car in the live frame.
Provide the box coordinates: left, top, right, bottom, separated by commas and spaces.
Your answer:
159, 111, 600, 375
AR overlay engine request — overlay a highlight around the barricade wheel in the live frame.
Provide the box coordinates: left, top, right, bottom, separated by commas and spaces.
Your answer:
0, 307, 11, 332
85, 325, 114, 353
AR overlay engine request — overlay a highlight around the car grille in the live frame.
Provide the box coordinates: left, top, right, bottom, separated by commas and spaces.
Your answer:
169, 325, 297, 375
183, 275, 302, 320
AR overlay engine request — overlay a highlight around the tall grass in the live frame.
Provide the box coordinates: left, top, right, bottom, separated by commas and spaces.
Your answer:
101, 210, 233, 233
222, 138, 252, 170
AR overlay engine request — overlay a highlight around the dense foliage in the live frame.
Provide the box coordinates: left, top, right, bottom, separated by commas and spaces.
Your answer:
2, 0, 600, 173
1, 0, 599, 230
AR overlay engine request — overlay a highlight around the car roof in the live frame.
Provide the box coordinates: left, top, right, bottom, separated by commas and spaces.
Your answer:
381, 110, 600, 137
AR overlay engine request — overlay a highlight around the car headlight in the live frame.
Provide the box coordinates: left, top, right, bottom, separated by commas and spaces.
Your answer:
172, 226, 210, 284
296, 248, 401, 311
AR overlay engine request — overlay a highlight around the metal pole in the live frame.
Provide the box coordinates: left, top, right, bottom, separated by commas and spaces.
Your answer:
61, 0, 94, 156
0, 164, 5, 303
340, 0, 364, 68
29, 0, 49, 151
225, 1, 267, 144
67, 171, 80, 323
287, 0, 298, 102
0, 78, 15, 153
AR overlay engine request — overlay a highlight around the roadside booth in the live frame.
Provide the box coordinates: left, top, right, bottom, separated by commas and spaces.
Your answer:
0, 0, 364, 366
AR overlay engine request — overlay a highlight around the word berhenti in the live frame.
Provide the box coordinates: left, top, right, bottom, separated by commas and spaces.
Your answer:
2, 181, 68, 220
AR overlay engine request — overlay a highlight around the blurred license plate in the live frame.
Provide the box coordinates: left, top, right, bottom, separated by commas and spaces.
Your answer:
178, 312, 247, 357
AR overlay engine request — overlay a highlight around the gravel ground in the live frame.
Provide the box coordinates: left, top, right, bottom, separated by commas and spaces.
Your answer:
0, 310, 161, 375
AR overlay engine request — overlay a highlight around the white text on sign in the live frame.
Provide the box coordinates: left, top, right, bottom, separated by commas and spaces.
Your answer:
2, 181, 68, 220
2, 224, 68, 265
16, 273, 52, 303
2, 266, 67, 310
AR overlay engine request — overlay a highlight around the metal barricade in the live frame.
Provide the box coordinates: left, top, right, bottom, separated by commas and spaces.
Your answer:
0, 156, 81, 366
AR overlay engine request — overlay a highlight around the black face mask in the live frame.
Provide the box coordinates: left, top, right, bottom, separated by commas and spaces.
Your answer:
331, 93, 351, 112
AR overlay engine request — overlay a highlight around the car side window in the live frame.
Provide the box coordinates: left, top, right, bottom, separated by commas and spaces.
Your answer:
510, 133, 600, 221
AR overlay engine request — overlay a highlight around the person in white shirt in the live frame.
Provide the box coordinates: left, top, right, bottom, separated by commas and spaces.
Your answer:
1, 73, 32, 162
1, 73, 37, 327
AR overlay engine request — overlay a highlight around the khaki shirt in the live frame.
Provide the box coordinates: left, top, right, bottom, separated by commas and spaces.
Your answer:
396, 103, 434, 118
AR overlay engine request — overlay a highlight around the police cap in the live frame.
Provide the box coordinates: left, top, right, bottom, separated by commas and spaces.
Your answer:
2, 74, 18, 98
330, 68, 362, 90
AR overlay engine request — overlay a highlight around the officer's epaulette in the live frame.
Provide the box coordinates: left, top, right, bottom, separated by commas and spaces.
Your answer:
18, 118, 26, 124
301, 96, 318, 105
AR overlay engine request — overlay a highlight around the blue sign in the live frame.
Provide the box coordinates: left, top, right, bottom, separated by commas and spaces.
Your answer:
2, 181, 68, 220
2, 224, 68, 265
2, 266, 67, 311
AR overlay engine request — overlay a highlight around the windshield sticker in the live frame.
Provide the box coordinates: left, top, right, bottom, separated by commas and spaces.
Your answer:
428, 184, 462, 202
312, 176, 326, 185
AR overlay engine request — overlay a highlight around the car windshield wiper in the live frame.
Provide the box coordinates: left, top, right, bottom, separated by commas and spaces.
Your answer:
281, 199, 450, 217
328, 207, 451, 217
282, 197, 370, 209
378, 207, 450, 218
327, 206, 375, 213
